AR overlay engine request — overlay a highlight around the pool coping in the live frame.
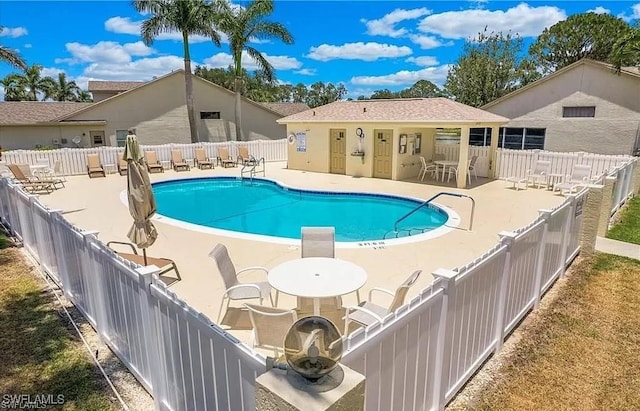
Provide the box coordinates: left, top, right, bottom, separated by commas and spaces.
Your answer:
120, 176, 462, 249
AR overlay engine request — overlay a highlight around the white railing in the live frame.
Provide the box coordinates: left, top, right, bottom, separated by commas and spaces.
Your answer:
2, 139, 288, 176
0, 179, 265, 411
496, 149, 631, 180
0, 154, 607, 411
342, 188, 588, 410
609, 159, 636, 215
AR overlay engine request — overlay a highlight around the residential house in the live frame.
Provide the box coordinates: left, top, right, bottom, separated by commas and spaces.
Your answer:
0, 70, 301, 149
481, 59, 640, 155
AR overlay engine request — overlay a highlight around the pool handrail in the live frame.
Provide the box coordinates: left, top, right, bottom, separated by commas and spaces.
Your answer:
241, 157, 265, 180
393, 192, 475, 232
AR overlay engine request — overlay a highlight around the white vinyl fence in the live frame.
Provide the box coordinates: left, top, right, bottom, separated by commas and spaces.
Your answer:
342, 189, 588, 411
0, 150, 623, 410
435, 144, 490, 177
0, 179, 265, 411
2, 139, 288, 176
496, 148, 632, 180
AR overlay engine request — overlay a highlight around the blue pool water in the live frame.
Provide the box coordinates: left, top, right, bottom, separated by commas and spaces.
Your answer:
152, 178, 449, 242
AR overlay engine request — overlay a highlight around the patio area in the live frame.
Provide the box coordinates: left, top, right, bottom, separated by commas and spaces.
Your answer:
39, 162, 564, 346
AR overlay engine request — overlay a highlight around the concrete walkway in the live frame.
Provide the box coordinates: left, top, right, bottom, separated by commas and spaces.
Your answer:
595, 236, 640, 260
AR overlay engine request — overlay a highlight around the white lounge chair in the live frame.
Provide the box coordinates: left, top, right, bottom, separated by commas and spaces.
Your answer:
526, 160, 551, 189
555, 164, 593, 194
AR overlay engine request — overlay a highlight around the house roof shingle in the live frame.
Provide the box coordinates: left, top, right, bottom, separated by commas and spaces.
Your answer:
87, 81, 146, 92
0, 102, 95, 125
259, 102, 310, 117
277, 98, 508, 124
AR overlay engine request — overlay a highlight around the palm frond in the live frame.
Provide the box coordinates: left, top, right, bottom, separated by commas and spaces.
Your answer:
245, 46, 274, 82
250, 21, 293, 44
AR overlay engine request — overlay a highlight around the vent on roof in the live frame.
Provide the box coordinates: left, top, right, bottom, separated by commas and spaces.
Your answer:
313, 111, 315, 116
363, 107, 367, 113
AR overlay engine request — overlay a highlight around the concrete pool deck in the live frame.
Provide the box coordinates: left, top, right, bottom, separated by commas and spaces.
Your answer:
40, 162, 564, 344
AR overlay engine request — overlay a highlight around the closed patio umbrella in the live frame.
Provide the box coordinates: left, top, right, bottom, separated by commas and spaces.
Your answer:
124, 132, 157, 265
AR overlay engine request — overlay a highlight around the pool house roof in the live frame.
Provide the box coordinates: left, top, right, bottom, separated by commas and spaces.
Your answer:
277, 98, 508, 125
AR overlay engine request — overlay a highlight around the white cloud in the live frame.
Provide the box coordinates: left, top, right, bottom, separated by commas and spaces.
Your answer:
408, 34, 452, 50
350, 65, 450, 86
362, 8, 431, 38
204, 51, 302, 70
344, 87, 377, 99
587, 6, 611, 14
104, 16, 222, 43
81, 55, 186, 82
24, 43, 32, 48
418, 4, 566, 39
0, 27, 28, 38
406, 56, 439, 66
620, 3, 640, 21
294, 68, 316, 76
307, 42, 412, 62
55, 41, 155, 65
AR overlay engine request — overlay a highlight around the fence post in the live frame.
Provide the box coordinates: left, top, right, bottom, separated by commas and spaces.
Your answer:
598, 176, 616, 236
137, 266, 164, 410
559, 195, 575, 276
581, 184, 605, 257
533, 211, 551, 308
632, 159, 640, 195
495, 232, 515, 353
431, 268, 457, 411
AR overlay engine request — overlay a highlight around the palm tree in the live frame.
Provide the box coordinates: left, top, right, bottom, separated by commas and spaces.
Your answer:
0, 27, 26, 69
45, 72, 80, 101
611, 28, 640, 72
1, 75, 27, 101
134, 0, 221, 143
9, 64, 52, 101
75, 89, 93, 102
216, 0, 293, 141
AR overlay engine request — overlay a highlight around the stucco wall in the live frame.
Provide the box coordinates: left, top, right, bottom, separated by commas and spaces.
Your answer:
69, 73, 285, 145
505, 92, 640, 155
395, 128, 436, 180
0, 125, 96, 150
485, 62, 640, 155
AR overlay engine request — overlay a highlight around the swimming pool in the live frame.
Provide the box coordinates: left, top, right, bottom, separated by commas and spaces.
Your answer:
150, 178, 456, 245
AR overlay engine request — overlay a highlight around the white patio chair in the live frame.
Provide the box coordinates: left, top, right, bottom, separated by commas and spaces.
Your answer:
245, 303, 297, 357
468, 155, 479, 181
344, 270, 421, 334
209, 244, 274, 322
301, 226, 335, 258
418, 156, 438, 181
298, 227, 339, 310
446, 159, 474, 185
555, 164, 593, 194
526, 160, 551, 189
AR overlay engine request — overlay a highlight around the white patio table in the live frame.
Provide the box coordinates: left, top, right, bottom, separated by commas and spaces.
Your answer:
268, 257, 367, 316
434, 160, 459, 182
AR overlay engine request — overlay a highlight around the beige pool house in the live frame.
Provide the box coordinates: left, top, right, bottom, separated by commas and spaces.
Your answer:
277, 98, 509, 188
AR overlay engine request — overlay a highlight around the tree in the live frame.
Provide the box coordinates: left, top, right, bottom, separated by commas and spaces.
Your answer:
611, 28, 640, 72
0, 27, 26, 69
444, 29, 539, 107
306, 82, 347, 108
75, 89, 93, 102
529, 12, 636, 74
134, 0, 221, 143
6, 65, 52, 101
216, 0, 293, 141
401, 80, 443, 98
370, 89, 395, 99
45, 72, 80, 101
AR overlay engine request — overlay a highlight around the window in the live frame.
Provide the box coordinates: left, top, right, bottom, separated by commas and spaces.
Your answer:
563, 106, 595, 118
467, 127, 545, 150
115, 130, 129, 147
200, 111, 221, 119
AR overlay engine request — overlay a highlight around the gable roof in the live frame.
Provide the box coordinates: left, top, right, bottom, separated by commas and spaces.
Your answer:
88, 81, 145, 92
277, 98, 508, 124
259, 102, 310, 116
56, 69, 285, 121
0, 102, 94, 125
482, 58, 640, 110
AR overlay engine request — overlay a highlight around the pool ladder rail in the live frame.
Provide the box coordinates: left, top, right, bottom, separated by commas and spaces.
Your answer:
241, 157, 265, 180
384, 192, 475, 239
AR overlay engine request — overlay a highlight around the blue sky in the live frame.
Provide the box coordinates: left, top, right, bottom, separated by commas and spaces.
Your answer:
0, 1, 639, 98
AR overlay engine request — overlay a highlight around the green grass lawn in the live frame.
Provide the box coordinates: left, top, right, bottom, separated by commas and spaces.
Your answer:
606, 197, 640, 244
0, 233, 119, 410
